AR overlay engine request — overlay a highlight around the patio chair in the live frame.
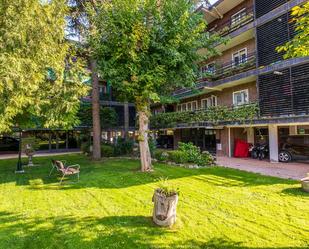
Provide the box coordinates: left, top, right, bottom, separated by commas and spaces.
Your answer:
49, 159, 80, 184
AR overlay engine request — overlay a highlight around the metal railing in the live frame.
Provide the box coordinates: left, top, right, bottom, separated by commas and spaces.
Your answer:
150, 102, 259, 129
200, 52, 256, 81
209, 6, 254, 37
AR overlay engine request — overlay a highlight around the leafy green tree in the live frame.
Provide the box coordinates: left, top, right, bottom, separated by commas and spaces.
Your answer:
78, 103, 118, 129
67, 0, 103, 160
0, 0, 89, 132
91, 0, 221, 171
276, 2, 309, 58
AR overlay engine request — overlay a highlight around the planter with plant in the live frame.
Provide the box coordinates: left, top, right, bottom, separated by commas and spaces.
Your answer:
301, 174, 309, 192
152, 178, 179, 227
21, 137, 40, 166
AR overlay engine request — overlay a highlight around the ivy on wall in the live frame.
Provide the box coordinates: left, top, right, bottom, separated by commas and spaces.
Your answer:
150, 103, 259, 129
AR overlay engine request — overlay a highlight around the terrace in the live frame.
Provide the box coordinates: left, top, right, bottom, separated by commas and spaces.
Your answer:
200, 51, 256, 82
150, 102, 259, 129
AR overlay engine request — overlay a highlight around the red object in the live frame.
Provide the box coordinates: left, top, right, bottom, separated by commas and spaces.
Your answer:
234, 139, 250, 158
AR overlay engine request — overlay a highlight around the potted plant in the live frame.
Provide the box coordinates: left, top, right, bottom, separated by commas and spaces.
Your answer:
301, 173, 309, 192
22, 137, 40, 166
152, 178, 179, 227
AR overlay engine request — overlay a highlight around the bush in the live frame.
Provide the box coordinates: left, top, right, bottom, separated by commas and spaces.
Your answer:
168, 150, 189, 164
153, 149, 169, 162
114, 138, 134, 156
178, 142, 201, 163
80, 142, 91, 154
197, 151, 216, 166
101, 144, 115, 157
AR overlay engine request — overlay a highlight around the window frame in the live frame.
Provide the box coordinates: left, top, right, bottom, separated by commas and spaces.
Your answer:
233, 89, 249, 106
201, 95, 218, 109
231, 8, 247, 26
232, 48, 248, 67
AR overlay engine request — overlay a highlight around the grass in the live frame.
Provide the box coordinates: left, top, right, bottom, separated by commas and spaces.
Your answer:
0, 154, 308, 249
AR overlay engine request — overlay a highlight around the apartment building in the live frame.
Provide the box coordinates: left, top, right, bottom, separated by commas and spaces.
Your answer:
152, 0, 309, 162
82, 81, 136, 142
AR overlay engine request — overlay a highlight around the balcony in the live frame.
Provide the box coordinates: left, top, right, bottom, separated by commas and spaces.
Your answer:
200, 52, 256, 82
209, 6, 254, 37
150, 103, 259, 129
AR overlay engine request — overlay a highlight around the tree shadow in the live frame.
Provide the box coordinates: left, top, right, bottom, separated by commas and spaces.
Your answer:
281, 187, 309, 197
0, 212, 307, 249
0, 154, 299, 190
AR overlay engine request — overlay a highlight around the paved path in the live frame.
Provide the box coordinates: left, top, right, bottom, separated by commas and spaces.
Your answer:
0, 150, 81, 160
217, 156, 309, 180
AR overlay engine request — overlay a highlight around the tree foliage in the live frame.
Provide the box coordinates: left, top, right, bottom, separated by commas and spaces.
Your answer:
90, 0, 222, 170
91, 0, 221, 106
0, 0, 89, 132
78, 103, 118, 129
276, 3, 309, 58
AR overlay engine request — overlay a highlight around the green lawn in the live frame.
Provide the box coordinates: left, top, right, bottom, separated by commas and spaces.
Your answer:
0, 154, 308, 249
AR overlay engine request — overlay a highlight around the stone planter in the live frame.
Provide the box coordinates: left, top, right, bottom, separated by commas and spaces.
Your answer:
301, 176, 309, 193
152, 189, 178, 227
25, 152, 35, 167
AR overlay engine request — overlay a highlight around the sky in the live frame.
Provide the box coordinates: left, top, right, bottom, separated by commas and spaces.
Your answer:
209, 0, 218, 4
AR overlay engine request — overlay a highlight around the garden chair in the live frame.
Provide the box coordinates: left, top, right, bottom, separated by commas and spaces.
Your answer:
49, 160, 80, 184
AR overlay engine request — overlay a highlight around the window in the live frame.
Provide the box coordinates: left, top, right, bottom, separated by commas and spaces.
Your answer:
177, 105, 181, 112
232, 48, 247, 66
233, 89, 249, 106
202, 95, 217, 109
187, 102, 192, 111
192, 101, 198, 111
181, 103, 187, 112
99, 85, 107, 93
231, 8, 247, 26
201, 62, 216, 75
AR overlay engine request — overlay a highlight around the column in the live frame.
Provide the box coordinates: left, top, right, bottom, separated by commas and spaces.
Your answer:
289, 126, 298, 135
247, 127, 255, 144
228, 127, 232, 157
124, 102, 129, 139
269, 125, 279, 163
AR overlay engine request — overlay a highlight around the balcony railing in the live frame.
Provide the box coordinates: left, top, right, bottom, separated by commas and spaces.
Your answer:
200, 52, 256, 81
150, 103, 259, 129
209, 6, 254, 37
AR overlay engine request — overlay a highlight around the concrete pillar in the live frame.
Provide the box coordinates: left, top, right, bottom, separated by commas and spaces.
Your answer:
269, 125, 279, 163
65, 132, 69, 150
228, 127, 232, 157
173, 129, 181, 150
247, 127, 255, 144
289, 126, 298, 135
124, 102, 129, 139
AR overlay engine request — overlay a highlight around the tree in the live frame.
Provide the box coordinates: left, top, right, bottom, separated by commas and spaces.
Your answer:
91, 0, 221, 171
78, 103, 118, 129
276, 2, 309, 58
0, 0, 89, 172
67, 0, 102, 160
0, 0, 88, 132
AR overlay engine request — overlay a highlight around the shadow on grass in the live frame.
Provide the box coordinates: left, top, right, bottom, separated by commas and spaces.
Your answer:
0, 154, 299, 190
0, 211, 307, 249
281, 187, 309, 197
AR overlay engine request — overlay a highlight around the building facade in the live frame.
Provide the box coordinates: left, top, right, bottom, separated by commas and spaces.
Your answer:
152, 0, 309, 162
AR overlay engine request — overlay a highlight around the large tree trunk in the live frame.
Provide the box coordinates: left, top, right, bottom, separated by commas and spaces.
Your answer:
90, 60, 101, 160
138, 108, 152, 172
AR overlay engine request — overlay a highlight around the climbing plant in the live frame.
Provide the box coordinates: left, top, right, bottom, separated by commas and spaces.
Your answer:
150, 103, 259, 129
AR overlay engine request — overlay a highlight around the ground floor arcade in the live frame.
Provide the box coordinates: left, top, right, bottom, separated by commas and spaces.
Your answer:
157, 122, 309, 163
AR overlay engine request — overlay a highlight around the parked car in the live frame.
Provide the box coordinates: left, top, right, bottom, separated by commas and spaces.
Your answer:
279, 135, 309, 162
0, 136, 19, 151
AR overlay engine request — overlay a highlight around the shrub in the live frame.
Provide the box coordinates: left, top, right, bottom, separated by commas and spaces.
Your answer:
178, 142, 201, 163
101, 144, 115, 157
80, 142, 91, 154
148, 136, 156, 157
153, 149, 169, 162
114, 138, 134, 156
197, 151, 216, 166
168, 150, 189, 164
